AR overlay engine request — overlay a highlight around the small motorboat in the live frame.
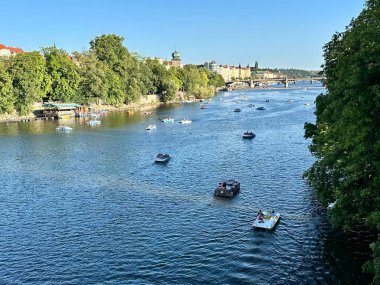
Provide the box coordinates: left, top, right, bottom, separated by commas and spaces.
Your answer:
256, 106, 266, 110
248, 103, 255, 107
179, 119, 192, 124
162, 117, 174, 123
200, 105, 206, 109
253, 211, 280, 231
234, 108, 241, 112
87, 120, 101, 126
155, 153, 170, 163
304, 102, 310, 106
146, 124, 157, 130
56, 125, 73, 132
265, 99, 270, 102
243, 131, 255, 139
214, 180, 240, 197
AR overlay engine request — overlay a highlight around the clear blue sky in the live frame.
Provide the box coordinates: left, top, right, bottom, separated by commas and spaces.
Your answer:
2, 0, 365, 70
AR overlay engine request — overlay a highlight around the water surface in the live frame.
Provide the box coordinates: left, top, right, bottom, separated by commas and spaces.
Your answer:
0, 82, 372, 284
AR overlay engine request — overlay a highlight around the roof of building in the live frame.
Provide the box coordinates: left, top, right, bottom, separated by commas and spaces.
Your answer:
172, 50, 180, 60
43, 103, 81, 110
0, 43, 23, 53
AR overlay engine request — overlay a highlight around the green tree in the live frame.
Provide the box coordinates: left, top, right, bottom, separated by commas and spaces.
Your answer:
90, 34, 145, 104
304, 0, 380, 283
8, 52, 51, 115
208, 71, 225, 88
0, 61, 15, 114
42, 46, 80, 102
73, 51, 108, 104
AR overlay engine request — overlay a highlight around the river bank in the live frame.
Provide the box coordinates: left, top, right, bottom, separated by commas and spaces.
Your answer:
0, 95, 162, 123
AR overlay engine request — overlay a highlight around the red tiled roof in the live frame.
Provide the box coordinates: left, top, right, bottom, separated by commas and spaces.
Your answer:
0, 43, 23, 53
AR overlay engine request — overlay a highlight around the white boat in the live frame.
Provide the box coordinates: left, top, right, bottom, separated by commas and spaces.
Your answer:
155, 153, 170, 163
162, 117, 174, 123
146, 124, 157, 130
253, 211, 280, 230
179, 119, 192, 124
87, 120, 101, 126
56, 126, 73, 132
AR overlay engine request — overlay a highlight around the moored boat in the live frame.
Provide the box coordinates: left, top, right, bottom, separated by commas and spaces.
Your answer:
155, 153, 170, 163
87, 120, 101, 126
56, 125, 73, 132
243, 131, 255, 139
253, 211, 280, 231
214, 180, 240, 197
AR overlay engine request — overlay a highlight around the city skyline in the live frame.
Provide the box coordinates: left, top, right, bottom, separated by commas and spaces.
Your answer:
2, 0, 365, 70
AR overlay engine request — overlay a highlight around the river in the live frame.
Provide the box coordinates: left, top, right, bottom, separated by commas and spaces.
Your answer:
0, 82, 373, 284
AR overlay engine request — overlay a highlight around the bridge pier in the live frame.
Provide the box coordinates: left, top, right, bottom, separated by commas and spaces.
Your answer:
284, 77, 288, 88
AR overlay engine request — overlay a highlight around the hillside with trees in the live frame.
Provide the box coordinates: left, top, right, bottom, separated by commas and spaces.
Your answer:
271, 68, 321, 78
303, 0, 380, 283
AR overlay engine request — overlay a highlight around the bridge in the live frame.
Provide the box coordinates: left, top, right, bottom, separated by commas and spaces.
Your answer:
226, 76, 326, 88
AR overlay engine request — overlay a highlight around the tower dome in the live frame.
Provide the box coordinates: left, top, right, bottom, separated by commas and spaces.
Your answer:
172, 50, 181, 60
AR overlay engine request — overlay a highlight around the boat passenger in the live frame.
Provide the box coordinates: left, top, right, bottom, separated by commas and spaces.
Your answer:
258, 212, 264, 223
270, 210, 276, 217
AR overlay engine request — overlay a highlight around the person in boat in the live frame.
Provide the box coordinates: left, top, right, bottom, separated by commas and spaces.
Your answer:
257, 212, 264, 223
270, 210, 276, 217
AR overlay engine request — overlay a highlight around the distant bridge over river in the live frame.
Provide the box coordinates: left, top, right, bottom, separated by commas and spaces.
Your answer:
226, 76, 326, 88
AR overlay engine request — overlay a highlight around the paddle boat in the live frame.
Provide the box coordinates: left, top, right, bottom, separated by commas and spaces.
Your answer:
162, 117, 174, 123
56, 125, 73, 132
243, 131, 255, 139
87, 120, 101, 126
155, 153, 170, 163
214, 180, 240, 197
179, 119, 192, 124
146, 124, 157, 130
253, 210, 280, 231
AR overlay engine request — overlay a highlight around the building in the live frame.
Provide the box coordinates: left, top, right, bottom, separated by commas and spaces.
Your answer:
163, 50, 182, 68
254, 70, 280, 79
204, 61, 252, 82
0, 43, 23, 56
42, 103, 82, 119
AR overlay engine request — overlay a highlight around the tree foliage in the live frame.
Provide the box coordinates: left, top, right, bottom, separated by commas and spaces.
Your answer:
8, 52, 51, 115
0, 33, 223, 115
304, 0, 380, 282
0, 61, 15, 114
42, 46, 80, 102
